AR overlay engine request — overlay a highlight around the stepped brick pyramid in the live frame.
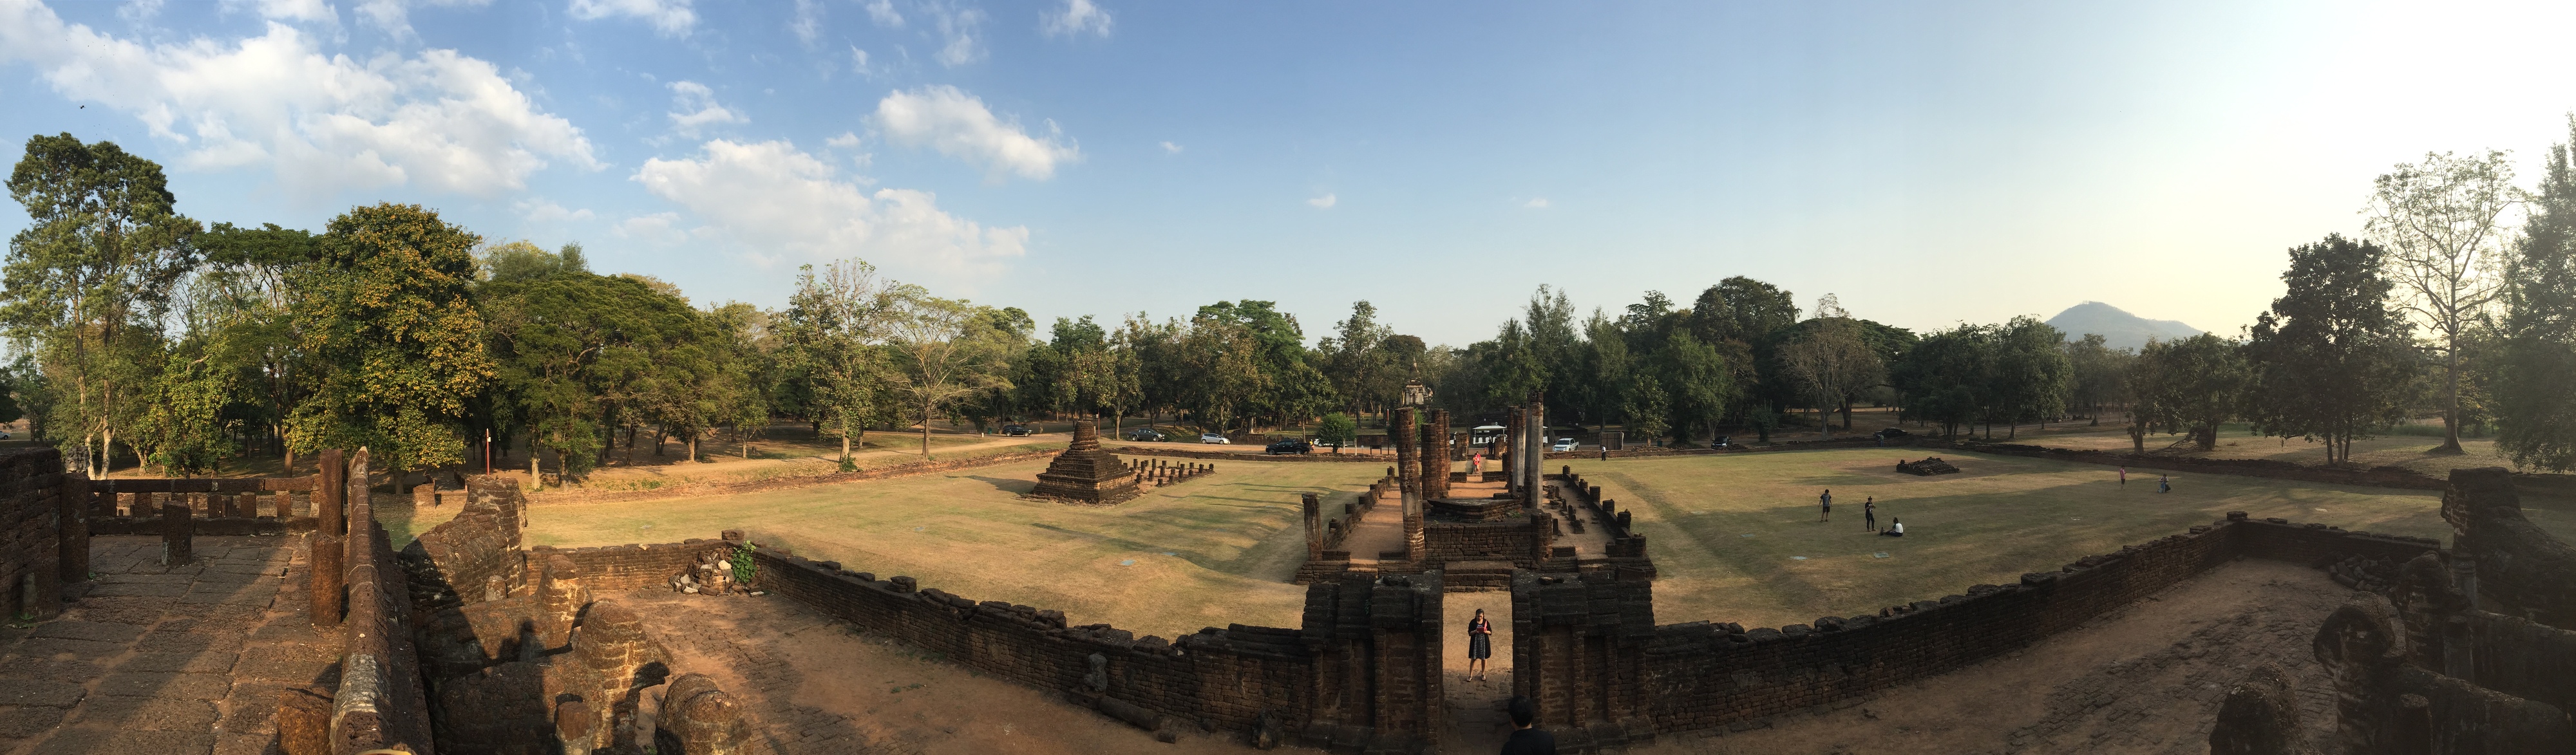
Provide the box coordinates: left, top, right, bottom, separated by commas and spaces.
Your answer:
1025, 423, 1142, 505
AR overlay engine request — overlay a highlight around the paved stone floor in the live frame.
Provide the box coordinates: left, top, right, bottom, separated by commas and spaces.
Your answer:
0, 535, 341, 755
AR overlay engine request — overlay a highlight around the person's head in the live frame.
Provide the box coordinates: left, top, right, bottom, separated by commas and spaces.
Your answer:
1891, 517, 1900, 525
1508, 696, 1537, 729
1474, 608, 1485, 619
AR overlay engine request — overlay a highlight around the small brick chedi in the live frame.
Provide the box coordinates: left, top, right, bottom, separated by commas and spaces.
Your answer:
1025, 422, 1141, 505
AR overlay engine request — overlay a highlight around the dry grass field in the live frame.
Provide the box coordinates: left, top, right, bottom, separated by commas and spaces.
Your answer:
1589, 447, 2453, 628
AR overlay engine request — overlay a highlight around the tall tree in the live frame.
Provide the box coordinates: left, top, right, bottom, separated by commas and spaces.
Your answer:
2367, 149, 2518, 454
776, 259, 895, 465
1656, 330, 1734, 445
2501, 118, 2576, 471
2243, 234, 2418, 465
2060, 334, 2132, 424
2131, 333, 2248, 451
289, 203, 495, 473
3, 133, 200, 477
883, 286, 1013, 458
1778, 294, 1885, 436
194, 222, 321, 466
1893, 324, 1992, 440
1987, 315, 2072, 438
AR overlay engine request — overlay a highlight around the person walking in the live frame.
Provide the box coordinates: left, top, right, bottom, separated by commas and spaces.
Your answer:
1471, 453, 1482, 474
1501, 696, 1558, 755
2159, 474, 2171, 494
1466, 608, 1495, 682
1818, 489, 1833, 522
2119, 466, 2127, 487
1863, 498, 1877, 532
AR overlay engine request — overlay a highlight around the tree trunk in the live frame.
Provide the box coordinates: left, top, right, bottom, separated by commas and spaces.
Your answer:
839, 416, 851, 463
2437, 347, 2465, 454
530, 440, 542, 490
687, 433, 697, 463
920, 400, 934, 459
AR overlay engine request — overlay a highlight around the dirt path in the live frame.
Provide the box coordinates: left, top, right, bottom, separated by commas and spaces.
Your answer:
1633, 558, 2345, 755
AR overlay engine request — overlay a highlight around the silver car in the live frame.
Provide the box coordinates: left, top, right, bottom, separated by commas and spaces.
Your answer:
1200, 433, 1230, 444
1551, 438, 1578, 452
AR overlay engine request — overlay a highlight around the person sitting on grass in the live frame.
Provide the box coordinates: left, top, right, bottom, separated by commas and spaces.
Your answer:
1878, 518, 1904, 537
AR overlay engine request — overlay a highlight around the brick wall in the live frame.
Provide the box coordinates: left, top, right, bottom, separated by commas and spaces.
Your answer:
751, 548, 1319, 732
0, 449, 63, 621
535, 540, 735, 593
1633, 514, 2438, 735
401, 476, 528, 608
1421, 517, 1549, 568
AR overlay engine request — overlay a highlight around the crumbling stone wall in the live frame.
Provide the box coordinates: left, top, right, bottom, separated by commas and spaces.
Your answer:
0, 448, 65, 622
536, 540, 737, 593
331, 449, 438, 754
402, 475, 529, 609
2441, 467, 2576, 629
1512, 569, 1656, 750
1421, 516, 1551, 568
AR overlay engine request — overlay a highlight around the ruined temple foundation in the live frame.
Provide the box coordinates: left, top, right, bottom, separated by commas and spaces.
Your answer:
1025, 422, 1142, 505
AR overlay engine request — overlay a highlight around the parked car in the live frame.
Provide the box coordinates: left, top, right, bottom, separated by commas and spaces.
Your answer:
1873, 427, 1911, 440
1710, 436, 1732, 449
1265, 438, 1312, 455
1124, 427, 1168, 442
1550, 437, 1578, 452
999, 424, 1032, 436
1200, 433, 1231, 444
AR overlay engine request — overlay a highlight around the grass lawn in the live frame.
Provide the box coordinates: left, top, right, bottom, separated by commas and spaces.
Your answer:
1582, 447, 2452, 629
509, 458, 1383, 638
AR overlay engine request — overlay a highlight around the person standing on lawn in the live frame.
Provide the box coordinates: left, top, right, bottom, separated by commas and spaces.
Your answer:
1818, 489, 1832, 522
1863, 498, 1877, 532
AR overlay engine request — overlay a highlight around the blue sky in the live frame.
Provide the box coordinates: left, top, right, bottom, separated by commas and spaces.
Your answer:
4, 0, 2573, 346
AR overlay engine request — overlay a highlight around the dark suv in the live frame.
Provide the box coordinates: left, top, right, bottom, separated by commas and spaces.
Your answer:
1124, 427, 1168, 442
999, 424, 1032, 436
1265, 438, 1312, 455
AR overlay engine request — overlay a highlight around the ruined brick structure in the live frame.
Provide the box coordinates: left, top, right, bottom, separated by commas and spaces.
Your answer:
2206, 467, 2576, 754
1025, 422, 1142, 505
0, 448, 68, 622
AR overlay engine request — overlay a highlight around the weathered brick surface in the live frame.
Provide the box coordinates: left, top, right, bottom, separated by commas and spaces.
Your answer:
536, 539, 735, 593
400, 475, 529, 609
0, 448, 65, 622
1421, 517, 1550, 568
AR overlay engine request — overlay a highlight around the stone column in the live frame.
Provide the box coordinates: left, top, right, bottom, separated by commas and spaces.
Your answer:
316, 449, 345, 537
160, 502, 193, 566
659, 673, 754, 755
1522, 393, 1544, 508
1302, 493, 1323, 560
309, 534, 343, 628
1500, 410, 1520, 492
58, 472, 89, 584
1424, 409, 1452, 501
1393, 407, 1424, 562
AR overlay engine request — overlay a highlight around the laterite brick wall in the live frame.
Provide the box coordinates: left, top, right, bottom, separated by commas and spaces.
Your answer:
537, 540, 735, 593
0, 449, 62, 621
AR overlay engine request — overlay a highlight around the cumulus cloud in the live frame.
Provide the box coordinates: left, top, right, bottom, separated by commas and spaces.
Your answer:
613, 212, 687, 245
666, 80, 746, 137
0, 5, 598, 197
353, 0, 490, 37
848, 46, 871, 74
635, 139, 1027, 274
1308, 193, 1336, 209
790, 0, 822, 44
567, 0, 695, 37
1523, 197, 1549, 209
873, 86, 1076, 182
931, 5, 985, 66
1041, 0, 1111, 37
1159, 140, 1181, 154
235, 0, 337, 23
826, 131, 862, 149
515, 198, 594, 223
862, 0, 902, 27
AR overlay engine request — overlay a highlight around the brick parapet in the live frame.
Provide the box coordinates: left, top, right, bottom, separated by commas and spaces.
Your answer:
535, 540, 736, 593
0, 448, 64, 621
750, 547, 1317, 732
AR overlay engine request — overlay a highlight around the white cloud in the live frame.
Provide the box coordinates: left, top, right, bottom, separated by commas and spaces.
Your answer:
635, 139, 1027, 274
118, 0, 166, 24
1308, 193, 1336, 209
515, 198, 594, 223
1523, 197, 1549, 209
790, 0, 822, 44
0, 5, 598, 197
354, 0, 491, 37
233, 0, 337, 23
567, 0, 694, 37
848, 46, 871, 74
613, 212, 687, 245
863, 0, 902, 27
873, 86, 1077, 182
825, 131, 862, 149
1159, 140, 1181, 154
666, 80, 745, 137
931, 5, 985, 66
1041, 0, 1111, 37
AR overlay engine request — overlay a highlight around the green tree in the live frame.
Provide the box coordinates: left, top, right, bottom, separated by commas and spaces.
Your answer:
1987, 315, 2072, 438
2132, 333, 2248, 451
1893, 324, 1992, 440
776, 259, 895, 465
194, 221, 321, 466
3, 133, 200, 477
1315, 411, 1357, 451
1657, 330, 1734, 445
884, 285, 1014, 458
2501, 118, 2576, 471
2244, 234, 2418, 465
288, 203, 496, 473
1778, 295, 1885, 437
2060, 334, 2133, 424
2367, 149, 2518, 454
1622, 373, 1671, 444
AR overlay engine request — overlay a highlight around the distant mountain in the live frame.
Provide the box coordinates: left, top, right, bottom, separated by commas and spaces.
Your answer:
2045, 302, 2202, 351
